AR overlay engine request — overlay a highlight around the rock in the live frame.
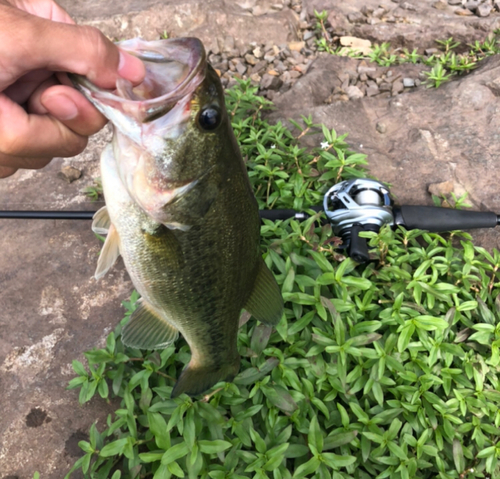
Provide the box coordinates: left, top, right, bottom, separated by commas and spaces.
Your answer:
249, 72, 262, 83
400, 2, 418, 10
361, 5, 375, 15
288, 41, 305, 51
366, 84, 379, 96
425, 48, 438, 55
455, 7, 475, 14
372, 7, 386, 18
376, 122, 387, 133
223, 35, 235, 52
261, 73, 283, 90
476, 3, 492, 15
447, 0, 462, 4
403, 78, 416, 87
464, 0, 481, 9
236, 62, 247, 75
392, 80, 404, 95
340, 36, 372, 55
58, 166, 82, 183
347, 11, 365, 23
433, 0, 448, 9
252, 60, 268, 75
428, 180, 455, 197
253, 46, 264, 58
359, 72, 368, 82
346, 85, 364, 99
379, 82, 392, 92
245, 53, 258, 65
303, 30, 315, 41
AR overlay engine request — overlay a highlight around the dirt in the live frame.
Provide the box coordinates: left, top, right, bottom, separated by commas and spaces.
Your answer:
1, 0, 500, 477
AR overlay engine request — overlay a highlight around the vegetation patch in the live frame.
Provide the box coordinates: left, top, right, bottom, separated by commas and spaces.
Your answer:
66, 80, 500, 479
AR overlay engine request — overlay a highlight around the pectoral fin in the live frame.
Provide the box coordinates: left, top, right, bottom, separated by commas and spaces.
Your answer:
92, 206, 111, 235
244, 258, 284, 326
94, 224, 120, 280
122, 299, 179, 349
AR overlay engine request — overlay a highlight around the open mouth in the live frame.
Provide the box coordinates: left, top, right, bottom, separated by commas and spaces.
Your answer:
70, 37, 207, 123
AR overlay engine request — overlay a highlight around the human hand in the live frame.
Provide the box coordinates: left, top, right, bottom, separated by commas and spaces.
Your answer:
0, 0, 145, 178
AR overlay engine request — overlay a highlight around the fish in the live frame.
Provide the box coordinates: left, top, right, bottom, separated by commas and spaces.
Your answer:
71, 37, 283, 398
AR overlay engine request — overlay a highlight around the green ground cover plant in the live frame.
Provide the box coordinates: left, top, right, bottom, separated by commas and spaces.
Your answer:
66, 80, 500, 479
313, 10, 499, 88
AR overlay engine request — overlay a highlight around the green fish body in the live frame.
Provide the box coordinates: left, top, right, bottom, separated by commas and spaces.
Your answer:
72, 38, 283, 397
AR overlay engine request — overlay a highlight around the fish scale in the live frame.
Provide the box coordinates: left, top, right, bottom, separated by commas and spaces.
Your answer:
71, 37, 283, 397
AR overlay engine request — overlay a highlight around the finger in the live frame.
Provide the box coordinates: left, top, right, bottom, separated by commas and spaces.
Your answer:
0, 165, 18, 178
5, 70, 54, 105
0, 6, 145, 89
39, 85, 108, 136
0, 153, 51, 170
0, 93, 88, 158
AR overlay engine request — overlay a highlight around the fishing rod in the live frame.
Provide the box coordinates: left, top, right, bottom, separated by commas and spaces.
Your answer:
1, 178, 499, 263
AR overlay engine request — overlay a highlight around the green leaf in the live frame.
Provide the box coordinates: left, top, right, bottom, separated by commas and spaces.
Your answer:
198, 440, 232, 454
308, 416, 323, 453
99, 438, 129, 457
293, 456, 320, 478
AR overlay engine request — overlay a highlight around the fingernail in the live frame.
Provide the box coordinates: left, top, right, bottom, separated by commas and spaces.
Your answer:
118, 50, 146, 84
42, 94, 78, 121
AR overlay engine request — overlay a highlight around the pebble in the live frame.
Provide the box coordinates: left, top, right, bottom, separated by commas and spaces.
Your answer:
433, 0, 448, 9
366, 85, 380, 97
379, 82, 392, 92
347, 11, 365, 23
403, 78, 415, 87
425, 48, 438, 55
392, 80, 404, 96
245, 54, 258, 65
400, 2, 418, 10
464, 0, 481, 9
447, 0, 462, 4
346, 85, 364, 100
253, 46, 264, 58
260, 73, 283, 90
252, 60, 268, 75
250, 73, 261, 83
455, 7, 474, 14
376, 122, 387, 134
476, 3, 492, 16
372, 7, 386, 18
288, 41, 305, 51
303, 31, 315, 41
58, 166, 82, 183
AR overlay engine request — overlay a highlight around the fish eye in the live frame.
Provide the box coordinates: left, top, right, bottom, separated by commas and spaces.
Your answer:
198, 106, 221, 131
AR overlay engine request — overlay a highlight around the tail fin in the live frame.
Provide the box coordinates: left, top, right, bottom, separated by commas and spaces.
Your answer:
171, 358, 240, 398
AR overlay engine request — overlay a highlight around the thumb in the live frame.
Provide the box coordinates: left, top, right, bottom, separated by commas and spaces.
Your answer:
0, 5, 145, 89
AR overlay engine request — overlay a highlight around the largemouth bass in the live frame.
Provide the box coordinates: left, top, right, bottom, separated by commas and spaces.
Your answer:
72, 38, 283, 398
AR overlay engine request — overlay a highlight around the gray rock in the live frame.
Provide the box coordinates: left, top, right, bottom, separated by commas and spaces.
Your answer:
379, 82, 392, 92
236, 62, 248, 75
252, 60, 268, 75
476, 3, 492, 15
366, 85, 380, 97
447, 0, 463, 4
347, 11, 365, 23
400, 2, 418, 10
223, 35, 235, 52
372, 7, 386, 18
464, 0, 481, 9
376, 122, 387, 133
392, 80, 405, 96
346, 85, 364, 99
303, 30, 316, 41
403, 78, 416, 87
260, 73, 283, 90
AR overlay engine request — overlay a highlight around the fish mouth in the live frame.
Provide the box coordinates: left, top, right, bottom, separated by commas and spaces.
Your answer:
70, 37, 206, 124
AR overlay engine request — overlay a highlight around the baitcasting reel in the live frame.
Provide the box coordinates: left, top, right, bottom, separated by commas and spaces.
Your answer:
323, 178, 393, 263
323, 178, 500, 263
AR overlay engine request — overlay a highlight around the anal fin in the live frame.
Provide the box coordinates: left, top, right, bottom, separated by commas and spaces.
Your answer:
122, 299, 179, 350
95, 224, 120, 280
244, 258, 284, 326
